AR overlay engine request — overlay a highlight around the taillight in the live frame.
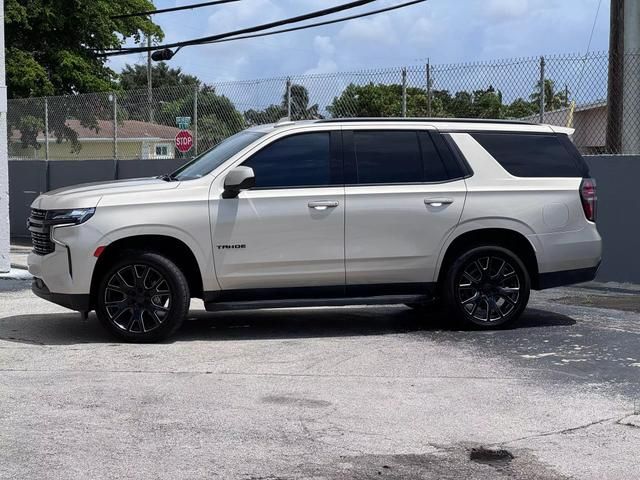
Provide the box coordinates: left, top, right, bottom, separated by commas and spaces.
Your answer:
580, 178, 597, 222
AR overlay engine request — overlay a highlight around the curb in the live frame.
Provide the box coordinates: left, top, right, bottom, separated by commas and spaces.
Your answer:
0, 268, 32, 280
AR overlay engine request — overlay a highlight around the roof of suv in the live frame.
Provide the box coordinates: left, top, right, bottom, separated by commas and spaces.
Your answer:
250, 117, 574, 136
317, 117, 535, 125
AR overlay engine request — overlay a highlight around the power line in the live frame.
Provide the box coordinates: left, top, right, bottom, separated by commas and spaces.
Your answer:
100, 0, 379, 57
202, 0, 427, 47
584, 0, 603, 55
111, 0, 241, 20
568, 0, 603, 129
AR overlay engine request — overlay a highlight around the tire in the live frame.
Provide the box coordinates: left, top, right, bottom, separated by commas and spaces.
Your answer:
443, 246, 530, 329
96, 251, 190, 342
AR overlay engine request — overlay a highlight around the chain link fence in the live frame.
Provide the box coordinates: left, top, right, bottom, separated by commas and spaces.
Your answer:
8, 51, 636, 160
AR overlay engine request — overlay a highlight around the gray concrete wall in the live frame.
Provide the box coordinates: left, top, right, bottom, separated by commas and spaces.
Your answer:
8, 156, 640, 284
9, 159, 188, 238
585, 155, 640, 283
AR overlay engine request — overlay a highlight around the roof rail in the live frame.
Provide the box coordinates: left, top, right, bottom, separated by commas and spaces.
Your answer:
275, 117, 294, 127
316, 117, 536, 125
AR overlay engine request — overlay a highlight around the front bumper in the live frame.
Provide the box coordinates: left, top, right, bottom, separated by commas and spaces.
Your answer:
32, 277, 91, 311
27, 221, 103, 296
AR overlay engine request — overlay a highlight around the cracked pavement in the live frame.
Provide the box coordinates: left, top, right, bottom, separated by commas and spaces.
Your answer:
0, 278, 639, 479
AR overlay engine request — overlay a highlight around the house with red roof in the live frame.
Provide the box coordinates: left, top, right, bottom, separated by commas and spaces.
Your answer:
9, 119, 185, 160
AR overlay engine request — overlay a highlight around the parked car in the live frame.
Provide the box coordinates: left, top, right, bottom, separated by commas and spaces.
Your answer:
27, 118, 601, 342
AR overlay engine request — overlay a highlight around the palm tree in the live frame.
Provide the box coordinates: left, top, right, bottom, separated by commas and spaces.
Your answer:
529, 79, 568, 112
284, 84, 321, 120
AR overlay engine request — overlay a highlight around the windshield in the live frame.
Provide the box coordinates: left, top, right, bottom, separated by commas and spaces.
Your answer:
172, 130, 266, 181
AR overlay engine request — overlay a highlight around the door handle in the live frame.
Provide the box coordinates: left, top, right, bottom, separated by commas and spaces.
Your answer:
308, 200, 339, 210
424, 197, 454, 207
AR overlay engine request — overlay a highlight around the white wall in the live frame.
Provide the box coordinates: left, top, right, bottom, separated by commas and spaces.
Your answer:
0, 0, 10, 273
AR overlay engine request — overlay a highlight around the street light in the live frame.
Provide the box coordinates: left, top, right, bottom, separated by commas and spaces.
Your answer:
151, 48, 179, 61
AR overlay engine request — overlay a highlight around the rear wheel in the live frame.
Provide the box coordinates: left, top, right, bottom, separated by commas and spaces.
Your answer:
443, 246, 530, 329
96, 251, 190, 342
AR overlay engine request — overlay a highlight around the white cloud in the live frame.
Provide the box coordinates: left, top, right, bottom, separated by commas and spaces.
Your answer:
109, 0, 610, 83
304, 58, 338, 75
304, 36, 338, 75
338, 15, 398, 46
486, 0, 529, 21
313, 36, 336, 58
407, 16, 437, 49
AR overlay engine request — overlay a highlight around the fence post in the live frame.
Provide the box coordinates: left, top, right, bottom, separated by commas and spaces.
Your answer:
286, 77, 292, 119
401, 67, 407, 117
539, 56, 545, 124
44, 97, 49, 161
147, 36, 154, 123
193, 84, 199, 156
426, 60, 432, 117
112, 92, 118, 160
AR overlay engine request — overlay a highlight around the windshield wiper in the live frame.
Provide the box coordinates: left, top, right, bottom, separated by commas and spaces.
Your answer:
157, 173, 177, 182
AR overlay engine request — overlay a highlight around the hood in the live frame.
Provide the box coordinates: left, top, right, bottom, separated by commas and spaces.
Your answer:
31, 177, 180, 210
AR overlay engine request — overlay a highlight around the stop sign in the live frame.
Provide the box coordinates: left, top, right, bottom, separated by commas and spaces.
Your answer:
175, 130, 193, 153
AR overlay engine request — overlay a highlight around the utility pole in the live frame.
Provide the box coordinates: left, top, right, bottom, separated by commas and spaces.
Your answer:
606, 0, 624, 153
538, 56, 546, 124
426, 60, 432, 117
286, 78, 292, 119
193, 84, 199, 156
0, 0, 10, 273
401, 67, 407, 117
147, 35, 154, 123
622, 0, 640, 153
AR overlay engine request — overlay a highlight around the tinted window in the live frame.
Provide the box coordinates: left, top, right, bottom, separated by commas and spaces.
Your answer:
243, 132, 332, 188
354, 131, 423, 183
419, 132, 451, 182
472, 133, 588, 177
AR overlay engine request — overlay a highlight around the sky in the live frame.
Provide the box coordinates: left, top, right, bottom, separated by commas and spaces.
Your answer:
109, 0, 611, 84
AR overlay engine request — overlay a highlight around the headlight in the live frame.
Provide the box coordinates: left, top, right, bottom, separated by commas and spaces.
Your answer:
46, 208, 95, 225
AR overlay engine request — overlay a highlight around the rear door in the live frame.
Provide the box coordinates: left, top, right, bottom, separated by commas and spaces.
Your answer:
343, 128, 467, 292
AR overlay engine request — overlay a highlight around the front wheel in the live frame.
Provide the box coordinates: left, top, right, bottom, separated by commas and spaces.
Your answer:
443, 246, 530, 329
96, 251, 190, 342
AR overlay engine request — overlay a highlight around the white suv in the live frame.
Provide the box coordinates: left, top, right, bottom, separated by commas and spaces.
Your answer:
27, 119, 602, 342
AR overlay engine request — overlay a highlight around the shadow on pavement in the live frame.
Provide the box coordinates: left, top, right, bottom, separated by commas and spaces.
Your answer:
0, 306, 576, 346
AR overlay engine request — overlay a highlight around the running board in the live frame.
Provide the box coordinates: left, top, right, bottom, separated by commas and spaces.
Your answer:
204, 294, 431, 312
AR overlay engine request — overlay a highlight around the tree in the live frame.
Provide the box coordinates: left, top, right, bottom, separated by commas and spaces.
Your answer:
327, 83, 432, 118
244, 105, 288, 126
119, 63, 200, 90
286, 84, 321, 120
159, 85, 245, 151
5, 0, 163, 153
529, 79, 569, 113
4, 0, 162, 99
118, 63, 201, 123
327, 83, 503, 119
245, 84, 320, 125
505, 98, 537, 118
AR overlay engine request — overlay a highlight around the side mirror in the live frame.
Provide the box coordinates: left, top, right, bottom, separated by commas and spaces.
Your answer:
222, 166, 255, 199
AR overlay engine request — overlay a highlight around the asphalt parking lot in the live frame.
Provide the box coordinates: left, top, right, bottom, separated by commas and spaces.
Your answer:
1, 278, 639, 479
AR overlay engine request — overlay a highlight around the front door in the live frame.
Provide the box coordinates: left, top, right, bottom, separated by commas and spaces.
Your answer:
211, 130, 345, 293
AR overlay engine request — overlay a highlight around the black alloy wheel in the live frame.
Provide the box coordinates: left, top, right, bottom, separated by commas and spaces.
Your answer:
444, 246, 530, 329
104, 264, 171, 334
96, 251, 190, 342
